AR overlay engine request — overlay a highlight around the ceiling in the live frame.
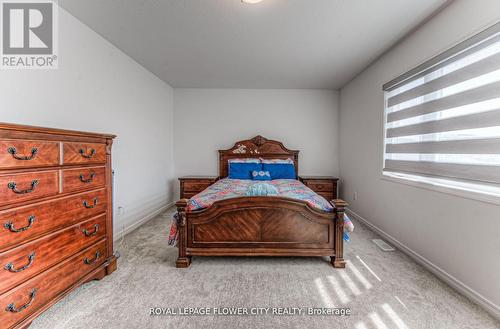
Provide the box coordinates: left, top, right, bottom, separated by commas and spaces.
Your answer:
59, 0, 449, 89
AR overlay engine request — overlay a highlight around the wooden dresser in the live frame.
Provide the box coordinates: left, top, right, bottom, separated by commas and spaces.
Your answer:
179, 176, 218, 199
299, 176, 339, 201
0, 123, 117, 329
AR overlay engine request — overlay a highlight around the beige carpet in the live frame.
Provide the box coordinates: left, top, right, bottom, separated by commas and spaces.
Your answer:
31, 207, 499, 329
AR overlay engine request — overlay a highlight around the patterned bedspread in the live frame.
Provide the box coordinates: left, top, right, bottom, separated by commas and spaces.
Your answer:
188, 178, 334, 212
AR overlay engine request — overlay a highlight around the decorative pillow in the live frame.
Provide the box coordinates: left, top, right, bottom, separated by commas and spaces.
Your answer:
228, 158, 261, 180
262, 161, 296, 179
252, 170, 272, 181
245, 182, 279, 196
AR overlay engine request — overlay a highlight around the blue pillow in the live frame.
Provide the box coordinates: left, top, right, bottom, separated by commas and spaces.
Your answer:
246, 183, 279, 196
262, 163, 296, 179
252, 170, 271, 181
228, 161, 262, 179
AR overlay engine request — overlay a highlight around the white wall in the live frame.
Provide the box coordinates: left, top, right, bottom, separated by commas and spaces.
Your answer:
173, 88, 339, 196
0, 8, 175, 237
339, 0, 500, 317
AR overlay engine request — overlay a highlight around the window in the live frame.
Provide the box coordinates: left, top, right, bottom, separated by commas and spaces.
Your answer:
382, 22, 500, 199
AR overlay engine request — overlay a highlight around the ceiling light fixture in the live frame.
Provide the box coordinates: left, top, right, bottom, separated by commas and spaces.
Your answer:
241, 0, 263, 4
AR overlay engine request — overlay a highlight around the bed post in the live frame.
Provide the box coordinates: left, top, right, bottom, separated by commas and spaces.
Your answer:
175, 199, 191, 268
331, 199, 348, 268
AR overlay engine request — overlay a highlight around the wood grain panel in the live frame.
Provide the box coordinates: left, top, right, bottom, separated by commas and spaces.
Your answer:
62, 166, 106, 193
192, 208, 329, 244
193, 209, 262, 242
0, 140, 59, 170
0, 215, 106, 294
0, 240, 106, 329
62, 142, 106, 165
0, 171, 59, 206
0, 189, 107, 251
261, 209, 329, 243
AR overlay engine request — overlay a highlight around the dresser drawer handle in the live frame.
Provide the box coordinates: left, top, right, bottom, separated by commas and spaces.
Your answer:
84, 251, 101, 265
79, 172, 96, 183
7, 180, 39, 194
7, 147, 38, 161
4, 252, 36, 273
4, 215, 36, 233
83, 198, 98, 209
82, 224, 99, 237
79, 148, 96, 159
5, 288, 37, 313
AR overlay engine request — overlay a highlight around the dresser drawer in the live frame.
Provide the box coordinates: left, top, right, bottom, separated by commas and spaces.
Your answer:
0, 215, 106, 294
0, 189, 107, 251
183, 181, 213, 193
180, 177, 217, 199
0, 140, 60, 170
304, 180, 334, 192
182, 192, 197, 199
0, 171, 59, 207
317, 192, 334, 202
0, 240, 107, 329
62, 166, 106, 193
63, 142, 106, 165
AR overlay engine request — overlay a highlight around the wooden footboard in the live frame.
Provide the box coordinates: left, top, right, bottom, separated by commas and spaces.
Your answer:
175, 197, 347, 268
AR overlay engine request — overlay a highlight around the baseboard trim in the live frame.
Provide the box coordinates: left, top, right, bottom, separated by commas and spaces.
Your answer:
346, 208, 500, 321
114, 202, 175, 242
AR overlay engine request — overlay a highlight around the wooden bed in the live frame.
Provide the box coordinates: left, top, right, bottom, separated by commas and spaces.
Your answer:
175, 136, 347, 268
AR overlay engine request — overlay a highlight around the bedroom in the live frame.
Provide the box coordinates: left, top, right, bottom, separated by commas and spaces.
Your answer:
0, 0, 499, 328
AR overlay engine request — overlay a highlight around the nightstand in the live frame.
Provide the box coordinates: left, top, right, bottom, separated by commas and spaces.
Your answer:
299, 176, 339, 201
179, 176, 218, 199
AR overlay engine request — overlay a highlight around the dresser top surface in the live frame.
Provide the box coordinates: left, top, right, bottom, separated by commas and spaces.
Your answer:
179, 176, 218, 180
0, 122, 116, 139
299, 175, 339, 181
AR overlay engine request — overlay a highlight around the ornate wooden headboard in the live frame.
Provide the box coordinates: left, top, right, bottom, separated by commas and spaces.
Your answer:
218, 135, 299, 178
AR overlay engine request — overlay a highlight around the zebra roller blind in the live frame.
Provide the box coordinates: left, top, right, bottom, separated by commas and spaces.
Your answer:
383, 22, 500, 186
